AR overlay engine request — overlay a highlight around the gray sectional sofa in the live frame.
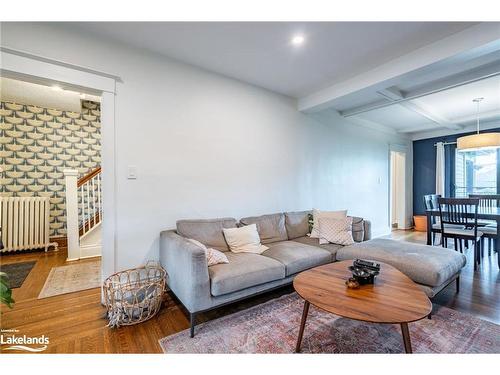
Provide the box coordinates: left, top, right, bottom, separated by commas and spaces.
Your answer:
159, 211, 466, 337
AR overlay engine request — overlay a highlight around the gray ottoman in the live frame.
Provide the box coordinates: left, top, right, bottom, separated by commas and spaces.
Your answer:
337, 238, 466, 298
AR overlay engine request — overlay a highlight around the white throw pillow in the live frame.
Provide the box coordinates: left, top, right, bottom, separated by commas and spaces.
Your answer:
186, 238, 229, 266
310, 209, 348, 238
318, 217, 355, 246
222, 224, 269, 254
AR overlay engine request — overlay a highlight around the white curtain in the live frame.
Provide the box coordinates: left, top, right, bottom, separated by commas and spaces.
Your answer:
436, 142, 445, 196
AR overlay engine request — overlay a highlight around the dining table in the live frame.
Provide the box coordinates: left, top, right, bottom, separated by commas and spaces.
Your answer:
425, 207, 500, 268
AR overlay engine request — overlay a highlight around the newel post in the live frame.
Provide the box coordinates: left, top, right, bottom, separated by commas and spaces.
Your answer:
64, 169, 80, 260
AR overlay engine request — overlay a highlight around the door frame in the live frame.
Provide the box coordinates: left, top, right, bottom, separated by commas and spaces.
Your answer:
388, 143, 410, 230
1, 46, 119, 282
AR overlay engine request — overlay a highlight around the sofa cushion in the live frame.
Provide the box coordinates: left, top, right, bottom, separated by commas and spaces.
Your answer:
351, 216, 365, 242
291, 236, 343, 261
285, 210, 311, 239
261, 240, 332, 276
208, 252, 285, 296
239, 213, 288, 244
177, 218, 237, 251
336, 238, 466, 287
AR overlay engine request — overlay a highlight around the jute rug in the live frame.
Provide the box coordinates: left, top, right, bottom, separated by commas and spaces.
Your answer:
159, 292, 500, 354
0, 261, 36, 288
38, 261, 101, 299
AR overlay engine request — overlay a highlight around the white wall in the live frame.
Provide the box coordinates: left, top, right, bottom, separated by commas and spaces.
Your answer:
1, 22, 412, 271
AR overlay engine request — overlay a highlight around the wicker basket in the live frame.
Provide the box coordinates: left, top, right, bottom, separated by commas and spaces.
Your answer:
103, 261, 166, 328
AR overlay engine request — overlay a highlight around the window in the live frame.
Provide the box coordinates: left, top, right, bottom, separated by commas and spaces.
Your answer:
454, 149, 498, 197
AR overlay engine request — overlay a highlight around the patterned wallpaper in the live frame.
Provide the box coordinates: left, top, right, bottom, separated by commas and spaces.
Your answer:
0, 100, 101, 237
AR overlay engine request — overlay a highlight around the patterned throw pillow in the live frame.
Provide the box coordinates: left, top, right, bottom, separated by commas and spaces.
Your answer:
310, 209, 348, 238
186, 238, 229, 266
318, 217, 354, 246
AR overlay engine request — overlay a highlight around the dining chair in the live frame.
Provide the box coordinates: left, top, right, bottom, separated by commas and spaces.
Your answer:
468, 194, 500, 256
423, 194, 441, 245
438, 197, 483, 270
424, 194, 466, 248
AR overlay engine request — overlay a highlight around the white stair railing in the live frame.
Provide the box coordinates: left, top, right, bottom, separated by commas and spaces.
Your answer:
64, 167, 102, 260
79, 169, 102, 237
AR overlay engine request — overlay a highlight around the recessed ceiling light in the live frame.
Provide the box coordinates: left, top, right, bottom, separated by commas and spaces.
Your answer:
51, 85, 63, 92
291, 35, 305, 46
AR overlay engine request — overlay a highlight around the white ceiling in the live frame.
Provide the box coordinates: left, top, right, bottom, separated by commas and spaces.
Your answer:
413, 75, 500, 123
67, 22, 476, 98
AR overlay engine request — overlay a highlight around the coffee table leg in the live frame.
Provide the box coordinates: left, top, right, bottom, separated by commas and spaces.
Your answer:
400, 323, 413, 353
295, 300, 310, 353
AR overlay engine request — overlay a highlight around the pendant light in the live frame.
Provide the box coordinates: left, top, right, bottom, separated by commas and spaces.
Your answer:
457, 97, 500, 151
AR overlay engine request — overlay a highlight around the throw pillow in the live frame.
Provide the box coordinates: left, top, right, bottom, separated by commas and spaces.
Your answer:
222, 224, 269, 254
310, 209, 348, 238
186, 238, 229, 266
318, 217, 355, 246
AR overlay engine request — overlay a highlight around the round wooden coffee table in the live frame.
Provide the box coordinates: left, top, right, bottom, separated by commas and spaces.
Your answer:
293, 260, 432, 353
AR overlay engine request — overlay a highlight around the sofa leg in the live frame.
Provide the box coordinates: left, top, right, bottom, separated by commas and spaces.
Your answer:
190, 312, 197, 338
456, 276, 460, 293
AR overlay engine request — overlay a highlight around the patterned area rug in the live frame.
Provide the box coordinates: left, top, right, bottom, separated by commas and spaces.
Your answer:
159, 293, 500, 353
0, 261, 36, 288
38, 261, 101, 299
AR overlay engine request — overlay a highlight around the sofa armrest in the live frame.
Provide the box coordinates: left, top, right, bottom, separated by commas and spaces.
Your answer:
363, 220, 372, 241
159, 230, 211, 312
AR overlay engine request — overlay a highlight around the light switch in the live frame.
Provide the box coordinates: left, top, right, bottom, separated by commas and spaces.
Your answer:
127, 165, 137, 179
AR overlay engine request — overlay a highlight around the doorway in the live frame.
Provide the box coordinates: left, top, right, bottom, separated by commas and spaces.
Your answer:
390, 150, 406, 229
1, 46, 118, 284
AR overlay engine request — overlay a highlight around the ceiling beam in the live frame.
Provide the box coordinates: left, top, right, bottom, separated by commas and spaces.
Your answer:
339, 60, 500, 117
401, 59, 500, 99
397, 109, 500, 134
397, 125, 436, 134
343, 115, 400, 136
377, 87, 462, 130
410, 118, 500, 141
298, 23, 500, 113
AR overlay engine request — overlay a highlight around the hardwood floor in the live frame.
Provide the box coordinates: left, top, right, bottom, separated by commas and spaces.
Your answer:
1, 231, 499, 354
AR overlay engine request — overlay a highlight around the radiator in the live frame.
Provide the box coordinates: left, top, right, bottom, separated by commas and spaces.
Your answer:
0, 197, 58, 253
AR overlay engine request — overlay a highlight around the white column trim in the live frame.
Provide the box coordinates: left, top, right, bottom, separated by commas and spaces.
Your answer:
64, 169, 80, 261
100, 90, 117, 282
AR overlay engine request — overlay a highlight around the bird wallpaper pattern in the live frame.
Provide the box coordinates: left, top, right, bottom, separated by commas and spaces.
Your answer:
0, 100, 101, 237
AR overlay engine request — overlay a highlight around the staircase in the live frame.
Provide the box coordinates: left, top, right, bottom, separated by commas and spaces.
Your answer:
64, 167, 102, 260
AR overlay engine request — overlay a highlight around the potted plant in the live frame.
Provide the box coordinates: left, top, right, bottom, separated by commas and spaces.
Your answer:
0, 272, 15, 308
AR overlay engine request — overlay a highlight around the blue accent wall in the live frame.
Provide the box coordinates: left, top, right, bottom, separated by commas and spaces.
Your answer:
413, 128, 500, 215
